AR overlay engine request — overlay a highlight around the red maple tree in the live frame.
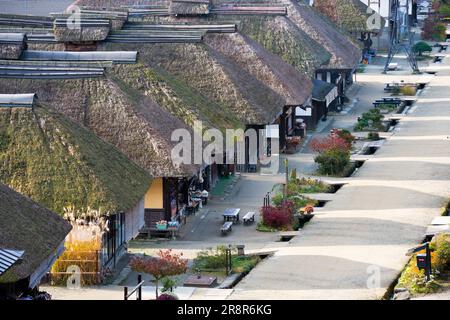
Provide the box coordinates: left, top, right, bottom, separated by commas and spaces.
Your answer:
310, 135, 351, 153
130, 249, 188, 298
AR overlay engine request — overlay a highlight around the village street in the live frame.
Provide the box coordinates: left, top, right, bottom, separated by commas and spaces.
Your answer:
42, 44, 450, 300
229, 54, 450, 299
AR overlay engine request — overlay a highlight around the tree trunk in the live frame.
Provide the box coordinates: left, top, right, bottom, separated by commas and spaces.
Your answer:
155, 279, 159, 299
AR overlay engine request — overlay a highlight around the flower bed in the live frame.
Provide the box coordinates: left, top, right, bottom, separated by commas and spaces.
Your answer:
193, 246, 261, 275
396, 233, 450, 296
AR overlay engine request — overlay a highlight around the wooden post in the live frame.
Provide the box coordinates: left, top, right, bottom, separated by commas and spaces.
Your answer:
425, 243, 432, 282
124, 286, 128, 301
137, 275, 142, 300
284, 159, 289, 202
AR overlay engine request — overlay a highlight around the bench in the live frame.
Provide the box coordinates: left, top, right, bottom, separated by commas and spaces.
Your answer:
221, 221, 233, 235
243, 212, 255, 225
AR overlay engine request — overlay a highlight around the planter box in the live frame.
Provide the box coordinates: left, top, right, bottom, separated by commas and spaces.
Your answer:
156, 224, 167, 231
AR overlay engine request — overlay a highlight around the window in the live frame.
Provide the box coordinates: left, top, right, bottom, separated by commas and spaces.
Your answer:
102, 213, 125, 264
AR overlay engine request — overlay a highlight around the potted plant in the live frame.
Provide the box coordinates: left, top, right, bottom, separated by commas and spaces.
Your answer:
156, 220, 168, 230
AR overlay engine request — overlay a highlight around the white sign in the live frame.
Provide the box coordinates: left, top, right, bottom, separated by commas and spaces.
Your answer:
295, 106, 312, 117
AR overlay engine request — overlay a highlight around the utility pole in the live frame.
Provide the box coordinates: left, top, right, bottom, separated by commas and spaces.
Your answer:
383, 0, 420, 74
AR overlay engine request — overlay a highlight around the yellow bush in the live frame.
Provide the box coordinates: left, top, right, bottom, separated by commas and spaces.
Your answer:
50, 239, 102, 286
400, 85, 417, 96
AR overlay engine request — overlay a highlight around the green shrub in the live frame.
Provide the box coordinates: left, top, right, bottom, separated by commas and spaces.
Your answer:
193, 246, 261, 273
377, 104, 397, 112
354, 109, 385, 131
413, 41, 433, 56
315, 149, 350, 176
193, 246, 233, 271
272, 191, 317, 212
288, 177, 333, 194
256, 221, 278, 232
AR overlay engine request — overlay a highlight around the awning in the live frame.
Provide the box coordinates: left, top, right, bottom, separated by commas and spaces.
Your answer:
312, 79, 338, 107
0, 249, 24, 276
0, 93, 37, 107
22, 50, 138, 64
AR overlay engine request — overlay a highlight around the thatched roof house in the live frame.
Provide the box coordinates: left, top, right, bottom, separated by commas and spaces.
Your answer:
204, 32, 312, 106
169, 0, 211, 16
0, 106, 152, 216
0, 33, 27, 60
53, 18, 111, 43
0, 183, 72, 290
0, 68, 201, 179
287, 0, 361, 70
108, 41, 286, 126
51, 9, 129, 31
313, 0, 385, 33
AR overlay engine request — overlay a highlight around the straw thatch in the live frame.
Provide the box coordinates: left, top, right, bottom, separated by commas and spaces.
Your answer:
210, 1, 331, 76
204, 32, 312, 106
169, 0, 211, 15
287, 0, 361, 69
313, 0, 385, 33
0, 183, 72, 284
113, 41, 286, 125
0, 33, 26, 60
52, 9, 129, 31
0, 106, 152, 218
0, 68, 201, 178
137, 6, 331, 77
53, 18, 111, 42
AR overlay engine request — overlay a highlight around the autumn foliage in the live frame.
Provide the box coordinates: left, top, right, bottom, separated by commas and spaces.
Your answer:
261, 201, 294, 229
130, 249, 188, 298
310, 135, 351, 153
310, 129, 353, 176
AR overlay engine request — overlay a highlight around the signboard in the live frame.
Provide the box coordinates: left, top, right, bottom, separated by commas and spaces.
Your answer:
295, 106, 312, 117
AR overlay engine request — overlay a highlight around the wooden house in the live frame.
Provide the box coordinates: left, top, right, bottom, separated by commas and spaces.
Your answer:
0, 184, 72, 299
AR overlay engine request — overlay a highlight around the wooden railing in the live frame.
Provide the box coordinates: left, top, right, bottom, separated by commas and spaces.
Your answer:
124, 275, 145, 300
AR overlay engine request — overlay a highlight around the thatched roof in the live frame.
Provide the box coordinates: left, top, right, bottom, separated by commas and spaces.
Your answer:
169, 0, 211, 15
51, 9, 128, 31
0, 71, 200, 179
135, 5, 331, 77
207, 1, 331, 76
108, 61, 243, 130
0, 33, 26, 60
204, 32, 312, 106
0, 106, 152, 217
53, 18, 111, 42
0, 183, 72, 284
110, 41, 286, 125
287, 0, 361, 70
313, 0, 385, 33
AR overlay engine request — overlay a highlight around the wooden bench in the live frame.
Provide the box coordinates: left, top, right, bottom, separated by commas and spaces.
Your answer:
243, 212, 255, 225
221, 221, 233, 235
